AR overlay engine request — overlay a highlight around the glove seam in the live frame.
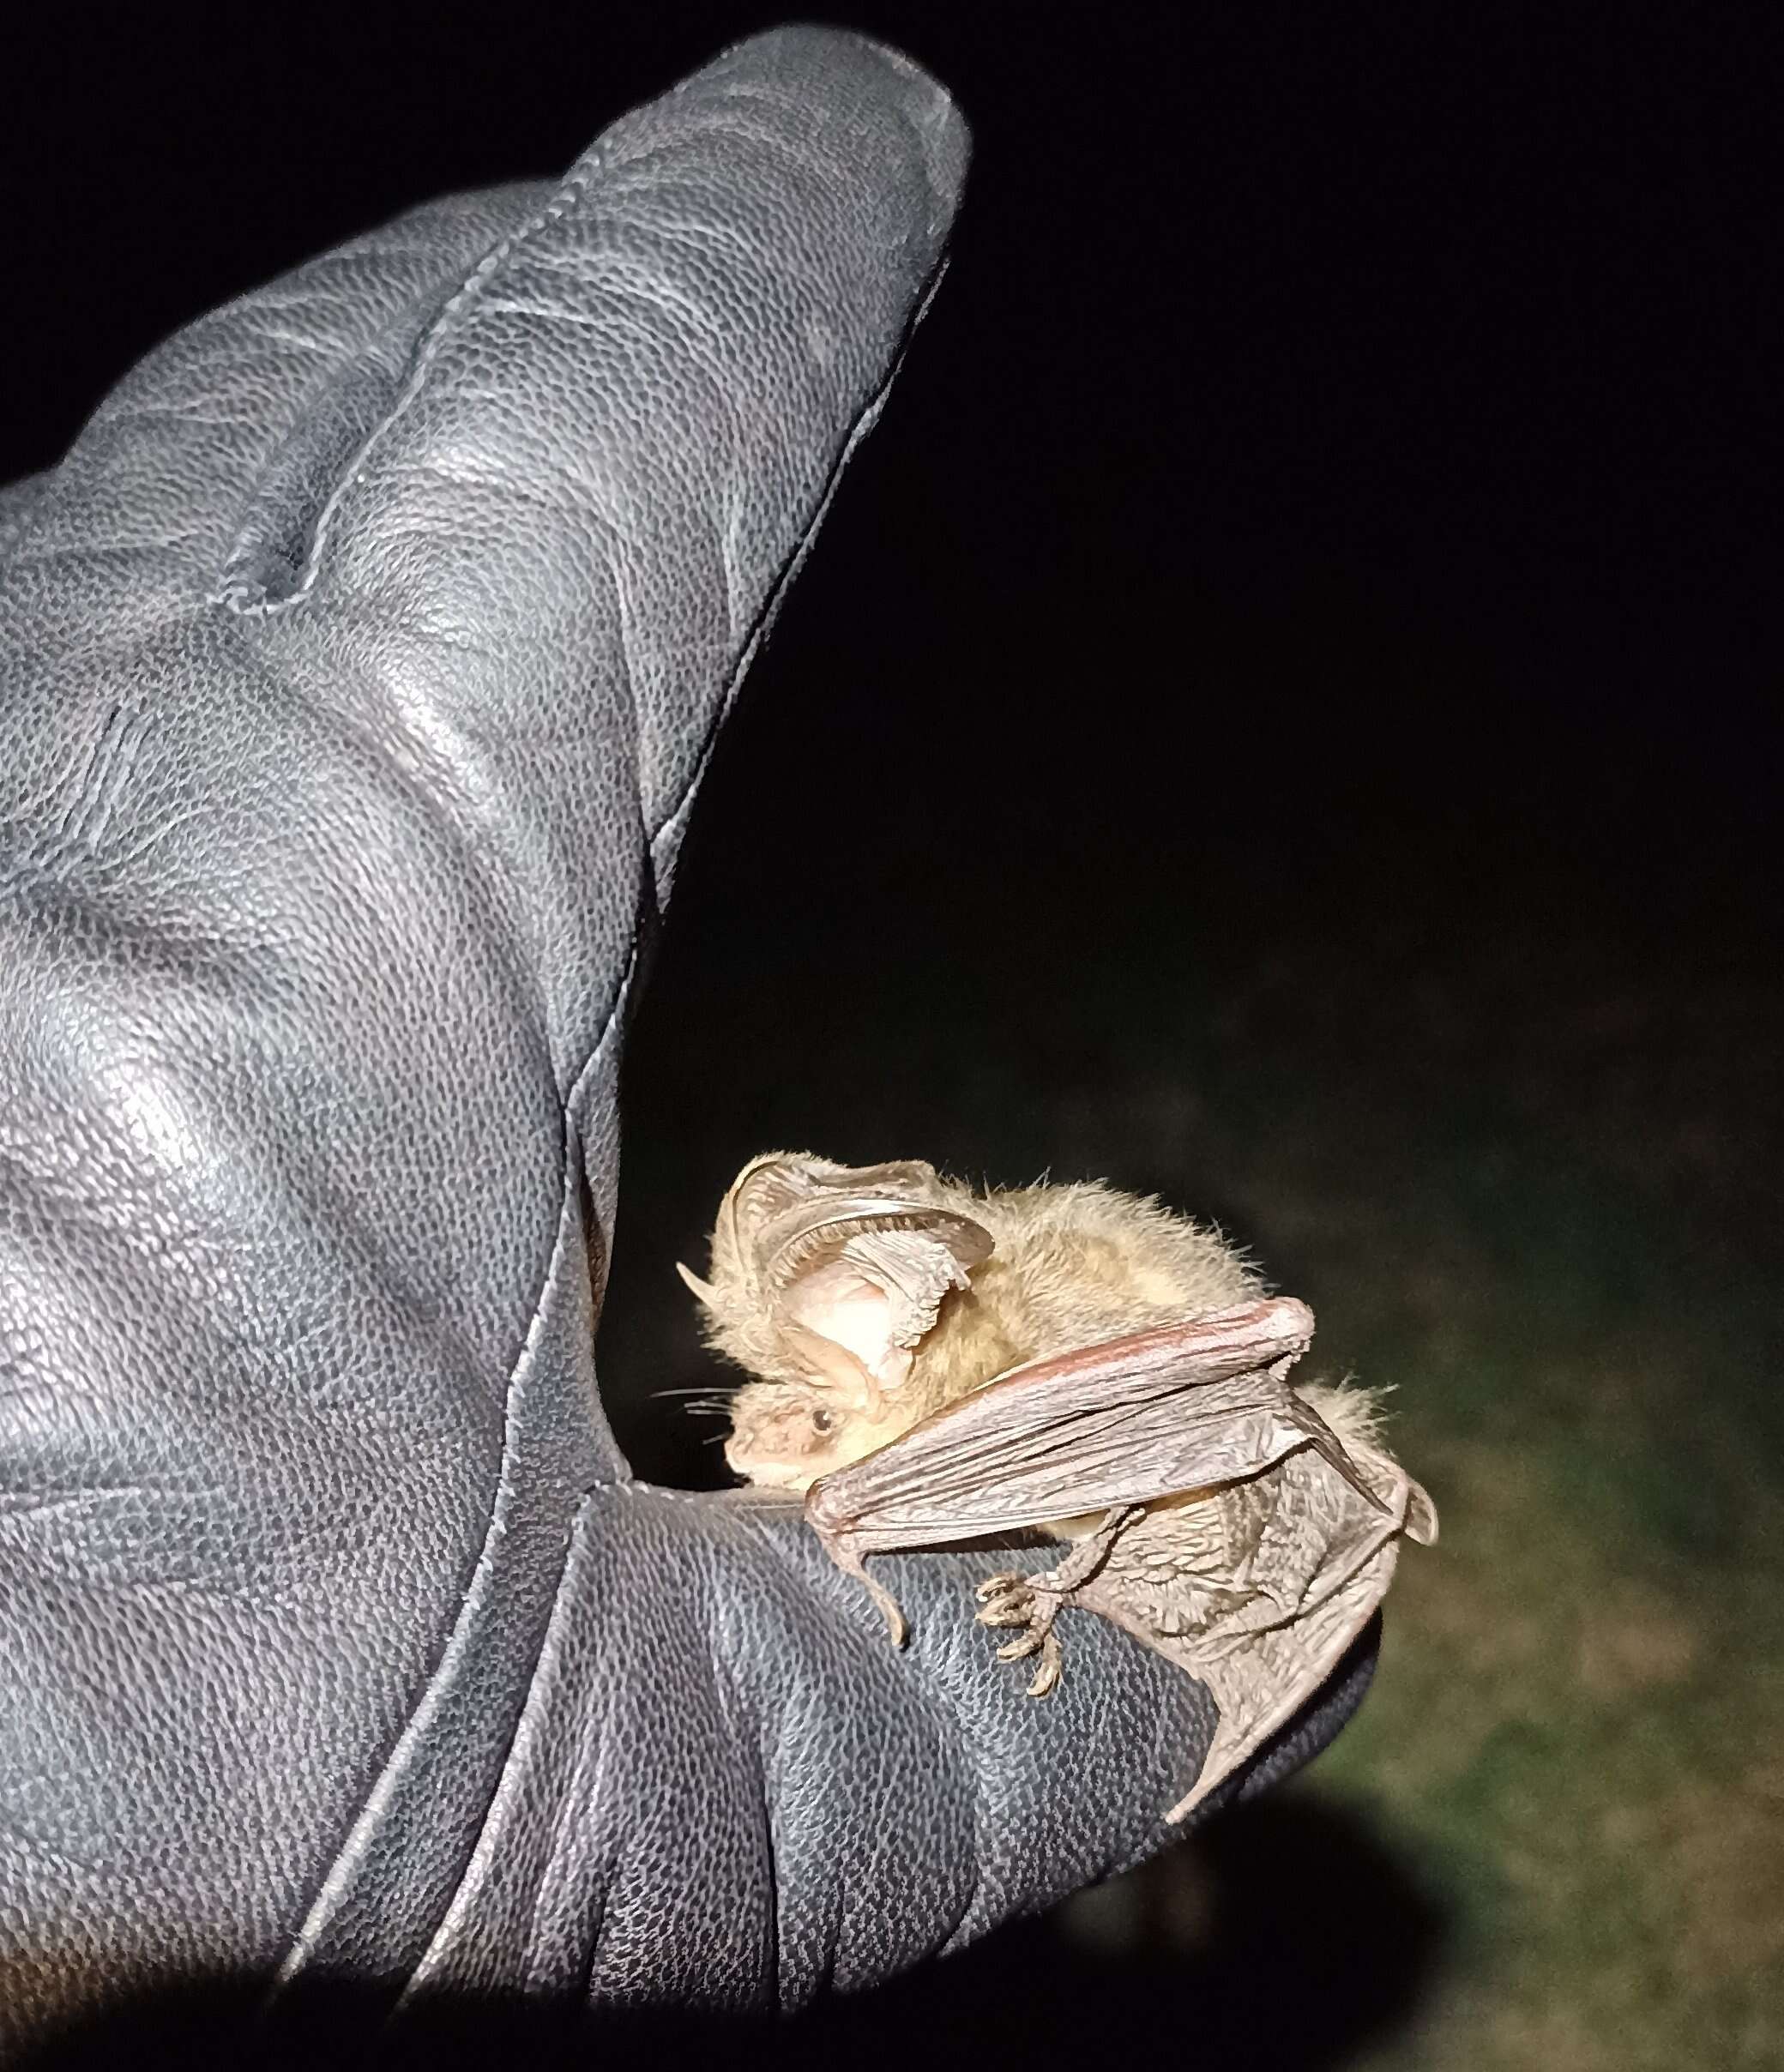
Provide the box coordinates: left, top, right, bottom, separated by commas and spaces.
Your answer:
386, 1494, 598, 2009
216, 155, 606, 620
703, 1498, 783, 1999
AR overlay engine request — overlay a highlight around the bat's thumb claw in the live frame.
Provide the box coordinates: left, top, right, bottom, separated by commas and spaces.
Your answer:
1405, 1479, 1440, 1546
856, 1571, 908, 1647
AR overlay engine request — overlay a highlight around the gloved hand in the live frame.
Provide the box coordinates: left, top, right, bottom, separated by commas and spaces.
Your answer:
0, 26, 1373, 2052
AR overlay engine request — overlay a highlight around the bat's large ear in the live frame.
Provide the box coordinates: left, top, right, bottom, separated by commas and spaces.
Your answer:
722, 1154, 992, 1411
778, 1220, 992, 1408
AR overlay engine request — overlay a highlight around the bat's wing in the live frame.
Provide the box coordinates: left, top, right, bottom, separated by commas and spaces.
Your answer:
805, 1298, 1348, 1555
1077, 1435, 1437, 1817
803, 1293, 1437, 1813
1165, 1540, 1406, 1820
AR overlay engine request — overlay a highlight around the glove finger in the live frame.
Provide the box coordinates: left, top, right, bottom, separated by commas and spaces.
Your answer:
231, 26, 967, 875
10, 184, 551, 612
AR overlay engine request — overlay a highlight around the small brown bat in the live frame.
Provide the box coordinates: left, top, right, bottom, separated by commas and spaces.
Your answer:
684, 1153, 1436, 1818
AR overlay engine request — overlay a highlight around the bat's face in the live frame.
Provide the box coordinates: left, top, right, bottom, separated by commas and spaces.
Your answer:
723, 1378, 916, 1492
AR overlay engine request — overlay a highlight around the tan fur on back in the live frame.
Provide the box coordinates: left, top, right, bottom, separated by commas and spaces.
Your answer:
906, 1181, 1260, 1418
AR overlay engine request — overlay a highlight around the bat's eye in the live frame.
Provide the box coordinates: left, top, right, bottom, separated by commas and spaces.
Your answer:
811, 1406, 835, 1437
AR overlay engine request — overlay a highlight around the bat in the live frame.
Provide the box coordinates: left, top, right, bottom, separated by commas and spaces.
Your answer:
684, 1153, 1436, 1818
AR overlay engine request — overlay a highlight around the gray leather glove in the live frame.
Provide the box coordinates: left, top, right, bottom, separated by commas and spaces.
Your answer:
0, 26, 1372, 2051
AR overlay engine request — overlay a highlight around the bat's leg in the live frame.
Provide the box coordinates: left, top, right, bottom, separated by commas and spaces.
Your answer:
859, 1570, 910, 1650
976, 1503, 1144, 1607
974, 1505, 1144, 1697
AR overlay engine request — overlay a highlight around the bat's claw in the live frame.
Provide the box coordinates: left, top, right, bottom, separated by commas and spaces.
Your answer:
977, 1572, 1066, 1695
975, 1570, 1040, 1630
991, 1623, 1063, 1696
977, 1592, 1035, 1629
1024, 1635, 1063, 1698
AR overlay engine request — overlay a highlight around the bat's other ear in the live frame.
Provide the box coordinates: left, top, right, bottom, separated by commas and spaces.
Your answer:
711, 1153, 992, 1402
675, 1261, 720, 1309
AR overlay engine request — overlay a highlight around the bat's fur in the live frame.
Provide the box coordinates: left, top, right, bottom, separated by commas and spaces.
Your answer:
686, 1153, 1381, 1494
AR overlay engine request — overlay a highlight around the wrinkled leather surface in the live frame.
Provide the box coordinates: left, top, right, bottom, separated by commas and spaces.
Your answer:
0, 27, 1371, 2048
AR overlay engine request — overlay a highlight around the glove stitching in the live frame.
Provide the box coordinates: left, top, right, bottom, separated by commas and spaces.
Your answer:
387, 1497, 595, 2010
702, 1508, 782, 1998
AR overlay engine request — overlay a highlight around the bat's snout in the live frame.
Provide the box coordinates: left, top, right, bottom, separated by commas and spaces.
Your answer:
722, 1431, 811, 1492
723, 1387, 853, 1493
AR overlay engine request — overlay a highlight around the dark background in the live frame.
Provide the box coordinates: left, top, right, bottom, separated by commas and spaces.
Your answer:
6, 5, 1779, 2068
6, 6, 1776, 840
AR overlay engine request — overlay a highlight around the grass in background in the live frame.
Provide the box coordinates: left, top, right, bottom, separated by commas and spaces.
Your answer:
1154, 905, 1784, 2070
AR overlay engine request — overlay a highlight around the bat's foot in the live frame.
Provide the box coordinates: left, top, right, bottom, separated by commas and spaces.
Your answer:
974, 1507, 1145, 1697
975, 1572, 1066, 1696
974, 1569, 1044, 1624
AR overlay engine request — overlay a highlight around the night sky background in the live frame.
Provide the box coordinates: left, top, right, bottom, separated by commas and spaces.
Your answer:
5, 6, 1779, 2068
